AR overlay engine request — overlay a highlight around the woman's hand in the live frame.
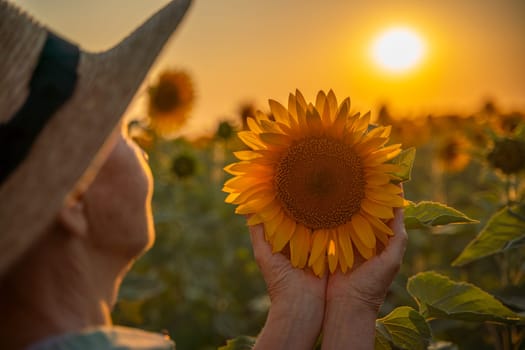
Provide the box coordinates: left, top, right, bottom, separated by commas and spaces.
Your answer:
322, 207, 408, 349
248, 204, 407, 350
249, 223, 326, 350
326, 207, 408, 308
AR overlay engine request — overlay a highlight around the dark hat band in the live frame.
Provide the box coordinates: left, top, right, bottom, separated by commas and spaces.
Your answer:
0, 32, 79, 184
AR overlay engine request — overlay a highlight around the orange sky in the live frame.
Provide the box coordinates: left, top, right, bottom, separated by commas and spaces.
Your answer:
10, 0, 525, 136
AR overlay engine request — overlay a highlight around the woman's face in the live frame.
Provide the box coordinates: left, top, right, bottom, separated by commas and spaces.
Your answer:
82, 128, 154, 260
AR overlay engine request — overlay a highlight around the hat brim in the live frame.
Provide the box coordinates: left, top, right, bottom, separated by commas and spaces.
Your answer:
0, 0, 192, 277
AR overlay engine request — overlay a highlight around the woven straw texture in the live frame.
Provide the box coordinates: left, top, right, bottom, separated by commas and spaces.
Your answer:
0, 0, 192, 276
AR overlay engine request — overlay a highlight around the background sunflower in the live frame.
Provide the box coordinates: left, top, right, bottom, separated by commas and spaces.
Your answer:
147, 69, 195, 136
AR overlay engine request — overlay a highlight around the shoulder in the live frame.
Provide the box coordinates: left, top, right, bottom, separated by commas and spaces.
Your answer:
27, 326, 175, 350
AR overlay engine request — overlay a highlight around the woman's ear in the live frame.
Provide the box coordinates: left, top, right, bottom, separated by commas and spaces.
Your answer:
57, 196, 88, 238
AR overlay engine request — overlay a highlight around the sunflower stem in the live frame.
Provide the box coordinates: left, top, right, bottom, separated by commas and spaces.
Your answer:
513, 328, 525, 350
505, 175, 514, 206
502, 326, 510, 350
487, 324, 503, 350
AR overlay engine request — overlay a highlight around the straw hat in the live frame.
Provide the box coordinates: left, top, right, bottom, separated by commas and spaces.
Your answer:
0, 0, 192, 277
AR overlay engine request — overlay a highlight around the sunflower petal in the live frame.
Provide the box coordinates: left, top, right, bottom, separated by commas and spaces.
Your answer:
223, 175, 270, 193
364, 144, 402, 164
260, 119, 286, 134
235, 193, 275, 213
229, 183, 265, 203
224, 192, 240, 203
315, 90, 326, 113
290, 224, 311, 268
274, 121, 294, 135
327, 235, 339, 274
361, 211, 394, 236
346, 114, 366, 142
339, 256, 348, 273
338, 97, 351, 114
377, 125, 392, 138
238, 131, 265, 149
255, 110, 270, 122
350, 227, 374, 259
309, 230, 329, 266
259, 200, 282, 221
259, 132, 292, 148
366, 190, 405, 207
233, 186, 275, 206
366, 125, 385, 138
223, 162, 244, 176
269, 99, 289, 124
247, 117, 263, 133
354, 136, 388, 155
265, 210, 284, 239
329, 99, 349, 137
351, 213, 376, 249
272, 217, 296, 252
306, 106, 324, 132
233, 150, 262, 161
295, 89, 308, 110
224, 161, 273, 176
326, 90, 338, 121
247, 214, 264, 226
367, 163, 403, 173
311, 252, 326, 277
354, 111, 371, 134
382, 183, 404, 194
249, 150, 281, 165
295, 101, 308, 131
365, 173, 391, 186
288, 93, 298, 118
286, 94, 300, 129
337, 223, 354, 269
314, 90, 331, 126
235, 202, 257, 215
321, 99, 332, 126
361, 199, 395, 219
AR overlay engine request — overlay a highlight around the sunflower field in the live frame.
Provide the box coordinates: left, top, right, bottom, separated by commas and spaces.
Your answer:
113, 69, 525, 350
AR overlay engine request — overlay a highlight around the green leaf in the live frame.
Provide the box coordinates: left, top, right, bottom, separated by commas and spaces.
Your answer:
118, 273, 165, 301
375, 325, 393, 350
514, 122, 525, 140
452, 204, 525, 266
404, 201, 478, 229
428, 341, 458, 350
218, 336, 256, 350
375, 306, 431, 350
407, 271, 521, 324
389, 147, 416, 183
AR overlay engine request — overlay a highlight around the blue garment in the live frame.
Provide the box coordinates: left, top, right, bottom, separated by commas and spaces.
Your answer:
27, 326, 175, 350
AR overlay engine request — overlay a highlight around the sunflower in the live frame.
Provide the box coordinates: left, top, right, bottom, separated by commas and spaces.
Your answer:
172, 154, 197, 179
436, 135, 471, 173
490, 112, 525, 136
487, 137, 525, 175
223, 90, 404, 277
216, 120, 235, 140
147, 69, 194, 136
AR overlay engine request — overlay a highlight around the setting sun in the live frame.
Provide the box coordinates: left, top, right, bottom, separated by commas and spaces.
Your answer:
372, 27, 426, 73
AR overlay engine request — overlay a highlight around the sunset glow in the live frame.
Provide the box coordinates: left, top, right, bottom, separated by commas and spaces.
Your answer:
372, 27, 426, 73
9, 0, 525, 135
